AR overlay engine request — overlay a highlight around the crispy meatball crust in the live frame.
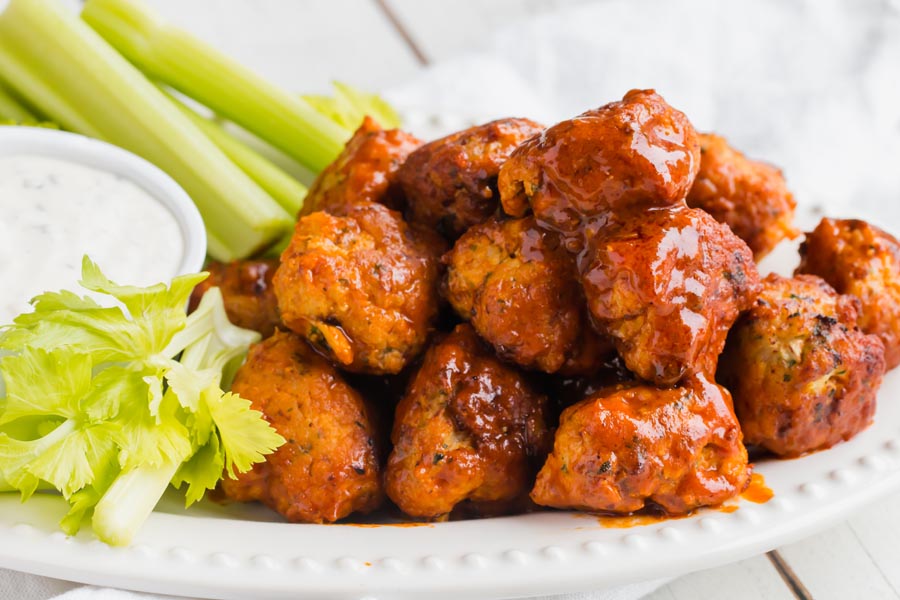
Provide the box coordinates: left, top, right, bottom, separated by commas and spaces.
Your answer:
531, 374, 750, 515
385, 324, 552, 519
188, 259, 281, 338
443, 216, 611, 375
579, 205, 761, 386
499, 89, 701, 242
300, 116, 422, 216
719, 273, 885, 457
687, 133, 798, 259
274, 202, 446, 374
398, 118, 544, 239
797, 218, 900, 369
220, 331, 384, 522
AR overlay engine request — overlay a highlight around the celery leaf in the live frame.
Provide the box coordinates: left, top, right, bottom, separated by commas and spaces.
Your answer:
0, 258, 281, 545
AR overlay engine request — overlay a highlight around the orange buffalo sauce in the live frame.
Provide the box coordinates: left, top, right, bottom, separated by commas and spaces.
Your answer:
586, 473, 772, 528
742, 472, 774, 504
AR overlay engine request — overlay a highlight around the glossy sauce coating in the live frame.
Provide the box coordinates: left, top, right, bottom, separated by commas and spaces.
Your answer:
797, 218, 900, 369
189, 259, 281, 338
220, 331, 384, 522
300, 116, 422, 216
718, 273, 885, 457
398, 118, 544, 239
579, 205, 761, 385
687, 133, 797, 259
531, 374, 750, 515
499, 89, 701, 243
742, 473, 774, 504
274, 202, 446, 374
385, 324, 552, 519
443, 216, 612, 375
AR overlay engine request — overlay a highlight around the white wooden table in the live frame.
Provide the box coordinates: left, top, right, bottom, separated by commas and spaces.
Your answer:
74, 1, 900, 598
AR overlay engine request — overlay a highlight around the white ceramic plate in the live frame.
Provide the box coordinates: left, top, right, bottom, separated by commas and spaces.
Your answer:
1, 202, 898, 600
1, 371, 899, 600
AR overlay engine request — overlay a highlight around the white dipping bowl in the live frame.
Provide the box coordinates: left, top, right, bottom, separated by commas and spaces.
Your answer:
0, 126, 206, 407
0, 127, 206, 280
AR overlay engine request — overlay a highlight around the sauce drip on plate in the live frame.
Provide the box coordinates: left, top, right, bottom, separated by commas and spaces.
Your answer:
741, 472, 774, 504
582, 473, 773, 528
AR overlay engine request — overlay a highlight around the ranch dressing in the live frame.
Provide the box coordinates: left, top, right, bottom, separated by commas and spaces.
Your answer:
0, 154, 185, 323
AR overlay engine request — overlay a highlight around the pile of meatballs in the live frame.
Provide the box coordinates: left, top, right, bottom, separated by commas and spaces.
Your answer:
190, 90, 899, 524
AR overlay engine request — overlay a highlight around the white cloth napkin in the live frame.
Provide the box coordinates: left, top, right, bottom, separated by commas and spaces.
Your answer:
5, 0, 900, 599
387, 0, 900, 224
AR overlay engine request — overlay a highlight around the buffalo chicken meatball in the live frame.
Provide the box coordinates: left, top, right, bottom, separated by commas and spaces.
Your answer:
386, 324, 552, 519
398, 118, 544, 239
499, 89, 701, 243
718, 273, 885, 457
189, 259, 281, 338
300, 116, 422, 216
687, 133, 797, 259
274, 202, 445, 374
443, 216, 611, 375
797, 218, 900, 369
220, 331, 384, 522
531, 375, 750, 515
579, 205, 761, 386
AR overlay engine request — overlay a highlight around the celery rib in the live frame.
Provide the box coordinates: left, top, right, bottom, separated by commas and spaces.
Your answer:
166, 91, 308, 216
0, 0, 293, 260
91, 461, 182, 546
0, 48, 103, 137
0, 78, 37, 122
82, 0, 352, 173
302, 82, 402, 131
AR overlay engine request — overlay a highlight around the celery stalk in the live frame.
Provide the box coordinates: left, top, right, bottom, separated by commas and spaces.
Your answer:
0, 0, 293, 260
166, 92, 308, 216
302, 82, 402, 131
82, 0, 352, 173
91, 461, 182, 547
0, 44, 103, 137
0, 79, 37, 122
206, 232, 234, 265
332, 81, 401, 129
262, 233, 292, 259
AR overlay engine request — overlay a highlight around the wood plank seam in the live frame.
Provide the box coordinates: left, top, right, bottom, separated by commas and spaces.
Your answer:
373, 0, 431, 65
767, 551, 814, 600
847, 524, 900, 597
